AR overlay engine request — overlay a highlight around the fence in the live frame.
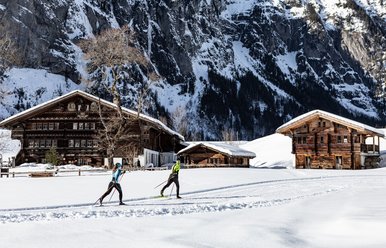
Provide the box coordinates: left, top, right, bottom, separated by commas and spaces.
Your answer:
0, 166, 168, 178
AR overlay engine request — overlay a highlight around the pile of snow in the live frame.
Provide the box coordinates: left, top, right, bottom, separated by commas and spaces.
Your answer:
241, 133, 293, 169
17, 163, 53, 171
11, 163, 106, 173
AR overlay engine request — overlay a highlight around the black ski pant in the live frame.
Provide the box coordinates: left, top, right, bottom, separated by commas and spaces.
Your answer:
161, 175, 180, 197
100, 181, 123, 203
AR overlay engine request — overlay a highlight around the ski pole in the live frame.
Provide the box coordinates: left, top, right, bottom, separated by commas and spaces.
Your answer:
108, 172, 125, 202
154, 179, 168, 189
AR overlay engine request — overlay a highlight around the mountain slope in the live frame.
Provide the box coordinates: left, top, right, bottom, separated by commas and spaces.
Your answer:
0, 0, 385, 140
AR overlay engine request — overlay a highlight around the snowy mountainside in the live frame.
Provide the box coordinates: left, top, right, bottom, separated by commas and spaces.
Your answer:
0, 0, 385, 140
0, 68, 83, 120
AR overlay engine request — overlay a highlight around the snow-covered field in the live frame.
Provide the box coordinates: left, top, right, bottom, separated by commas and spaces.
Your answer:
1, 129, 386, 247
1, 168, 386, 248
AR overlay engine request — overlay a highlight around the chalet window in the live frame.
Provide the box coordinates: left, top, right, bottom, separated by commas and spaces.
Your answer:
52, 140, 57, 147
73, 123, 78, 130
81, 140, 86, 147
337, 136, 342, 143
354, 135, 360, 143
86, 105, 90, 111
79, 123, 84, 130
84, 122, 89, 130
297, 137, 301, 144
37, 123, 42, 130
40, 140, 46, 147
322, 122, 326, 127
75, 140, 80, 148
46, 140, 52, 147
320, 136, 324, 143
90, 102, 98, 112
69, 140, 74, 148
29, 140, 34, 147
55, 123, 60, 129
43, 123, 48, 130
34, 140, 39, 147
68, 102, 76, 111
32, 123, 36, 130
90, 123, 96, 130
77, 105, 82, 111
93, 140, 98, 147
318, 122, 321, 127
302, 137, 306, 144
49, 123, 54, 130
343, 136, 348, 143
87, 140, 93, 148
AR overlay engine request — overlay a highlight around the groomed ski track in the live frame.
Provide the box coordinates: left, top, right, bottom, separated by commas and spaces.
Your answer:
1, 173, 385, 224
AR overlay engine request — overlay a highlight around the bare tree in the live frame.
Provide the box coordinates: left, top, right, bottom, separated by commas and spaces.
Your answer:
172, 106, 189, 138
120, 143, 140, 170
222, 129, 237, 144
0, 35, 21, 75
0, 35, 22, 103
0, 131, 8, 155
80, 27, 158, 167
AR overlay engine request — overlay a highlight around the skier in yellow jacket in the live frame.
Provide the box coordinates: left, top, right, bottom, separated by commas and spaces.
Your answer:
160, 160, 181, 198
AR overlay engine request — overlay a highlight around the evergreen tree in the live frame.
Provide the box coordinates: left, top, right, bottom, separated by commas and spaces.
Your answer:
45, 147, 59, 166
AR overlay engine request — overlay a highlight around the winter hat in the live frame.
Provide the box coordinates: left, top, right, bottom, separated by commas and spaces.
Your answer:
116, 162, 122, 167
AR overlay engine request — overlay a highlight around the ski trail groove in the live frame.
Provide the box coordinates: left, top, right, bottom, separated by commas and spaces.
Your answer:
0, 173, 383, 224
0, 188, 336, 224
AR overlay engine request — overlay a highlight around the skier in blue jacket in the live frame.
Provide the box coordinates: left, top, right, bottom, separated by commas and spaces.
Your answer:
99, 162, 125, 205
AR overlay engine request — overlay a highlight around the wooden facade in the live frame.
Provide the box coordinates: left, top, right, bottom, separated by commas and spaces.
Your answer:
178, 142, 255, 168
276, 110, 384, 169
0, 90, 185, 167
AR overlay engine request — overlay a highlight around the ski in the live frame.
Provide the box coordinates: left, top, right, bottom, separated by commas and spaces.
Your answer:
153, 195, 168, 199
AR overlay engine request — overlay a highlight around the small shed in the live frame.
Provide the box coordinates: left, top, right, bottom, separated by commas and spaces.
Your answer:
178, 142, 256, 168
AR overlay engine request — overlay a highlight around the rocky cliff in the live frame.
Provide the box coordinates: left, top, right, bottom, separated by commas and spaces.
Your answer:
0, 0, 385, 140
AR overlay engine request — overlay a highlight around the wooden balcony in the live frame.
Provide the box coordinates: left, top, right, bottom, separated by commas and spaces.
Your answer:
361, 144, 379, 154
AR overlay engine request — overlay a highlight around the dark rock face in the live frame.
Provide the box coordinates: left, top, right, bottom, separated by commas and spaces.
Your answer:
0, 0, 385, 140
0, 0, 78, 82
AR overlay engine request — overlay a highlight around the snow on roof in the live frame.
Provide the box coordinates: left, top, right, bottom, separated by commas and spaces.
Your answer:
0, 90, 184, 141
178, 142, 256, 158
276, 109, 384, 137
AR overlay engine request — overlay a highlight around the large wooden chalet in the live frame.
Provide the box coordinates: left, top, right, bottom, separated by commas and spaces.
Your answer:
178, 142, 256, 168
276, 110, 384, 169
0, 90, 185, 167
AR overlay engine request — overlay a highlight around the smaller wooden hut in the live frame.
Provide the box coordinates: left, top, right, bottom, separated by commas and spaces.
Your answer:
178, 142, 256, 168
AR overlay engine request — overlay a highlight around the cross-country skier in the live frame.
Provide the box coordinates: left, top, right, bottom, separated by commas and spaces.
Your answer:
99, 162, 125, 205
160, 159, 181, 198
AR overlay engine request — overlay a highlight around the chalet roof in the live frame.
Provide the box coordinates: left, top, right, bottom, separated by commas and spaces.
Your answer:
178, 142, 256, 158
276, 109, 384, 137
0, 90, 184, 141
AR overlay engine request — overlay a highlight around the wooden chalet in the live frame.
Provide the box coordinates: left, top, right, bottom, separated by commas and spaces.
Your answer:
0, 90, 185, 167
276, 110, 384, 169
178, 142, 256, 168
